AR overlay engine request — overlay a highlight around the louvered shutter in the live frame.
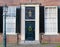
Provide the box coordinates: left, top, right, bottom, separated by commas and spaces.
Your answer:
39, 6, 44, 33
58, 7, 60, 33
0, 6, 3, 33
16, 7, 21, 33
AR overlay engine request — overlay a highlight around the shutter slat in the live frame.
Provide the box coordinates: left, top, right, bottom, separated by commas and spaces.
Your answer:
16, 7, 21, 33
0, 6, 3, 33
39, 6, 44, 33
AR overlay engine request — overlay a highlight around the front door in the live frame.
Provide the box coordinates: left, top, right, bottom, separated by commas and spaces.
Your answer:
21, 4, 39, 41
25, 7, 35, 40
25, 21, 35, 40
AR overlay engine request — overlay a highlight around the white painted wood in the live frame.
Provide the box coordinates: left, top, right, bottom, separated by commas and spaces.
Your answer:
21, 5, 25, 40
35, 5, 39, 40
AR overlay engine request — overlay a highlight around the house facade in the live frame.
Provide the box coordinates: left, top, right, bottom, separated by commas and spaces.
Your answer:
0, 0, 60, 44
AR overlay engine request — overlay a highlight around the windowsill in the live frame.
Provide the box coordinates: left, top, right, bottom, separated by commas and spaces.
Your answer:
44, 33, 59, 35
6, 33, 17, 35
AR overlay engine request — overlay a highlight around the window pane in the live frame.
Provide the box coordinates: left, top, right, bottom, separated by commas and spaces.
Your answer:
6, 6, 16, 34
45, 7, 57, 34
7, 6, 16, 17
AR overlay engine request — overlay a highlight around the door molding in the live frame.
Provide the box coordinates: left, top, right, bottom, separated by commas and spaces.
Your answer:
21, 4, 39, 42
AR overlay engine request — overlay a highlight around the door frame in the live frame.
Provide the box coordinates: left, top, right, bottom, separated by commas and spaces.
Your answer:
21, 4, 39, 41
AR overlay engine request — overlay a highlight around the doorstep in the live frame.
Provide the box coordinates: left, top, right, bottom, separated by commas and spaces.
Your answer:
19, 40, 40, 44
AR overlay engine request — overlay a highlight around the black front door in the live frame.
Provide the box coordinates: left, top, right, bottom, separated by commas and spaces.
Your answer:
25, 21, 35, 40
25, 7, 35, 40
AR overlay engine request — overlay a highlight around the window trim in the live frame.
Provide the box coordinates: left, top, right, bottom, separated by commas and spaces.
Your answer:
3, 6, 17, 35
44, 6, 58, 35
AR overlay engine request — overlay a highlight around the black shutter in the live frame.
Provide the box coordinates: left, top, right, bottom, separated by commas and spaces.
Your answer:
0, 6, 3, 33
16, 7, 21, 33
39, 6, 44, 33
58, 7, 60, 33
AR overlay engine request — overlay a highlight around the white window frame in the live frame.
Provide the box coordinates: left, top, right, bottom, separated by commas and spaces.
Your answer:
3, 6, 17, 35
44, 6, 58, 35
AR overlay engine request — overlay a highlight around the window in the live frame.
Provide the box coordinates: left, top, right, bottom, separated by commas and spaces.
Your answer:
44, 6, 58, 35
3, 6, 16, 34
6, 17, 16, 34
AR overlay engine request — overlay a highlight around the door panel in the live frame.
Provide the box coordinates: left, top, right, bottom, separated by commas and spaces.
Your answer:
25, 21, 35, 40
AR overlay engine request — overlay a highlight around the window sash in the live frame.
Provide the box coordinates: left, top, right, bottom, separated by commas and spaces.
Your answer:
44, 6, 58, 35
3, 6, 16, 34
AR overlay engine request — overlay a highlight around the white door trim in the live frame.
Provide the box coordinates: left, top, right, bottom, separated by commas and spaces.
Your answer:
21, 4, 39, 41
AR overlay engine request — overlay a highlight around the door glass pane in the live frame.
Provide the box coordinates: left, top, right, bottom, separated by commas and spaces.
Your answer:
25, 7, 35, 19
